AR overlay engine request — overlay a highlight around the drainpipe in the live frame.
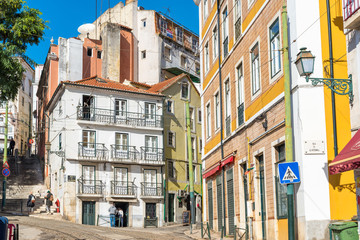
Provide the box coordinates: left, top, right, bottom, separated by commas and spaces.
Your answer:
186, 101, 195, 231
2, 101, 8, 210
215, 0, 226, 235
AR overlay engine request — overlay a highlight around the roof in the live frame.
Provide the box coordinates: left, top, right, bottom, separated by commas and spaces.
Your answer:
148, 73, 188, 93
129, 81, 152, 88
62, 76, 162, 96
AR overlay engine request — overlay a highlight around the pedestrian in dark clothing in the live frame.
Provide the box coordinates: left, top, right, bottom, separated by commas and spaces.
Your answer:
44, 190, 53, 214
9, 138, 15, 156
27, 192, 35, 213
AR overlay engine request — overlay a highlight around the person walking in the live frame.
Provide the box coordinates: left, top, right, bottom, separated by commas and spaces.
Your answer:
9, 138, 15, 156
118, 208, 124, 227
108, 203, 117, 227
27, 192, 35, 213
44, 190, 53, 214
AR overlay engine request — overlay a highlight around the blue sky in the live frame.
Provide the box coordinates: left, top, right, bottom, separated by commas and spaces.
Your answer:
26, 0, 199, 65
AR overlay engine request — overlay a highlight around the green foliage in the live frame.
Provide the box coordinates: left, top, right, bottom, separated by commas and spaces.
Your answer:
0, 0, 47, 100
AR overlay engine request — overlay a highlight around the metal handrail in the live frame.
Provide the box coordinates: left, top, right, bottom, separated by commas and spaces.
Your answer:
110, 181, 136, 196
140, 182, 163, 196
78, 142, 108, 160
234, 225, 248, 240
110, 145, 138, 161
140, 147, 164, 162
78, 177, 103, 195
77, 106, 163, 128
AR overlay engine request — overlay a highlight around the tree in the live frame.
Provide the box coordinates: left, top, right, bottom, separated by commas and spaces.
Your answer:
0, 0, 47, 101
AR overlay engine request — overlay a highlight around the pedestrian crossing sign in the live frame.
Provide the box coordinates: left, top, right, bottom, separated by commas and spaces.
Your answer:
278, 162, 300, 184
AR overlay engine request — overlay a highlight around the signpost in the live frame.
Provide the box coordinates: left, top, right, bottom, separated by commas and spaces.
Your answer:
2, 162, 9, 169
278, 162, 300, 184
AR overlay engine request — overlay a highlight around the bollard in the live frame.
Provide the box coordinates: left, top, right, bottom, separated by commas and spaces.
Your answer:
201, 222, 203, 238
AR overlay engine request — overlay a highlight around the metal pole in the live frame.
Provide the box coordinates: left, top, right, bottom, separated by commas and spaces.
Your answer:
2, 101, 8, 210
186, 101, 195, 231
325, 0, 338, 157
282, 2, 295, 240
216, 0, 226, 235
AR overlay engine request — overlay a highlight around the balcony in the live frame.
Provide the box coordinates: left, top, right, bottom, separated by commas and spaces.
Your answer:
235, 18, 242, 41
225, 116, 231, 137
140, 183, 163, 198
343, 0, 360, 29
223, 37, 229, 59
140, 147, 164, 163
77, 106, 163, 129
77, 178, 103, 197
111, 145, 138, 162
237, 103, 244, 126
110, 181, 137, 198
78, 142, 108, 161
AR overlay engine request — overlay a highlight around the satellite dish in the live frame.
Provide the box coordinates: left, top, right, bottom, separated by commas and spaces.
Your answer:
78, 24, 95, 38
193, 0, 201, 6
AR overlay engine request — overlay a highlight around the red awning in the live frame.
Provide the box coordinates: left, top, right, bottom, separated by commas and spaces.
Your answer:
329, 130, 360, 175
221, 155, 235, 167
203, 164, 220, 179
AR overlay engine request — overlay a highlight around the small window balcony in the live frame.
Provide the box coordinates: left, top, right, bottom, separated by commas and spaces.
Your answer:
78, 142, 108, 161
343, 0, 360, 29
110, 181, 137, 198
110, 145, 138, 162
77, 177, 103, 196
140, 182, 163, 197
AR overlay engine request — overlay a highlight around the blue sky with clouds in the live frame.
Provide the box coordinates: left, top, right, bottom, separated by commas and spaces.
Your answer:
26, 0, 199, 64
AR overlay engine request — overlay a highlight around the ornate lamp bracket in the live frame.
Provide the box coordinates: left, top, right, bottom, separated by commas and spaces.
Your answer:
305, 74, 353, 103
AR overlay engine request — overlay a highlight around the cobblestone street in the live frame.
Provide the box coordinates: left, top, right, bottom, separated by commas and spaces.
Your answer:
7, 215, 194, 240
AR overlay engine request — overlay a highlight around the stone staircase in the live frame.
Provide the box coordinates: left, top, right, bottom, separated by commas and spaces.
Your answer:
0, 155, 47, 214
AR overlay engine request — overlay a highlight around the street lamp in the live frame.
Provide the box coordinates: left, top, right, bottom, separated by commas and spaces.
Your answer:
295, 47, 353, 103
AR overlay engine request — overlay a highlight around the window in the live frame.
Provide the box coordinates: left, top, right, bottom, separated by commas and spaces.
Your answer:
270, 18, 281, 77
164, 47, 171, 60
82, 130, 96, 149
145, 135, 158, 150
234, 0, 242, 40
206, 103, 211, 138
22, 97, 24, 106
205, 42, 209, 72
275, 144, 287, 219
115, 99, 127, 117
87, 48, 92, 57
198, 108, 202, 123
115, 133, 128, 150
168, 131, 175, 147
181, 82, 189, 99
97, 51, 102, 59
114, 167, 128, 187
213, 26, 218, 60
204, 0, 209, 20
225, 80, 231, 117
167, 100, 174, 113
215, 92, 220, 130
181, 55, 187, 68
237, 63, 244, 126
141, 50, 146, 59
58, 99, 63, 116
192, 38, 198, 52
59, 133, 62, 150
191, 137, 196, 159
142, 19, 147, 27
222, 7, 229, 58
186, 164, 196, 182
159, 18, 167, 35
145, 103, 156, 122
195, 63, 200, 75
251, 43, 260, 95
176, 27, 183, 43
168, 161, 175, 178
199, 138, 203, 154
189, 107, 195, 131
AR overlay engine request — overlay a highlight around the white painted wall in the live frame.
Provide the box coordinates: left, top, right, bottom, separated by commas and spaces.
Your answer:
58, 37, 83, 83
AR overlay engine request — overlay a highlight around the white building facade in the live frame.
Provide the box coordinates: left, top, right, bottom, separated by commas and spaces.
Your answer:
47, 76, 165, 227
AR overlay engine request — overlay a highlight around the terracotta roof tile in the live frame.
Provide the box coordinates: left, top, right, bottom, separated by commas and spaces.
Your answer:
148, 73, 187, 93
62, 76, 162, 96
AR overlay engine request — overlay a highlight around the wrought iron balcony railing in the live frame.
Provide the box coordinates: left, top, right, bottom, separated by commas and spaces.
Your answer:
237, 103, 244, 126
77, 106, 163, 128
111, 181, 136, 196
141, 182, 163, 197
225, 115, 231, 137
110, 145, 138, 161
78, 177, 103, 195
78, 142, 108, 160
343, 0, 360, 20
140, 147, 164, 162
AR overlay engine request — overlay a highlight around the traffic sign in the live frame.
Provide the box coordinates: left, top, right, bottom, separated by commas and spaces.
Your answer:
2, 161, 9, 169
29, 139, 34, 144
278, 162, 300, 184
2, 168, 10, 177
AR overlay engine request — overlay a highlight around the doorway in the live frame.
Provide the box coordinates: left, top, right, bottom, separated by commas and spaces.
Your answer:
257, 154, 266, 240
114, 202, 129, 227
82, 201, 95, 225
168, 193, 175, 222
82, 95, 94, 120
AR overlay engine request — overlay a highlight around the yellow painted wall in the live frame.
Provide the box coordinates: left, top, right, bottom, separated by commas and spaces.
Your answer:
163, 77, 202, 194
318, 0, 356, 220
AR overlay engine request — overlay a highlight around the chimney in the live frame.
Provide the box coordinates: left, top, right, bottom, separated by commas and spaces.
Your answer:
125, 0, 136, 5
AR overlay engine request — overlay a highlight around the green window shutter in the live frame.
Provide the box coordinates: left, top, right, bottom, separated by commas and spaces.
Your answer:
208, 182, 213, 229
227, 169, 235, 235
216, 175, 222, 231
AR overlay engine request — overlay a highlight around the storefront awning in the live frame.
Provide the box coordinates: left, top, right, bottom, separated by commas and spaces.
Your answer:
329, 130, 360, 175
221, 155, 234, 167
203, 164, 220, 179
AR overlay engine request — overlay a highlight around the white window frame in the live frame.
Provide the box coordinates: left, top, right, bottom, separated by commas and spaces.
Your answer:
222, 6, 229, 58
248, 0, 255, 9
250, 40, 261, 98
212, 25, 218, 61
164, 46, 172, 61
235, 59, 245, 127
203, 0, 209, 21
197, 108, 202, 124
166, 100, 174, 114
181, 81, 190, 100
224, 78, 231, 118
167, 131, 176, 148
168, 160, 175, 179
206, 102, 211, 139
176, 27, 183, 44
214, 91, 220, 130
204, 42, 210, 73
198, 137, 203, 155
181, 55, 187, 69
268, 14, 282, 83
